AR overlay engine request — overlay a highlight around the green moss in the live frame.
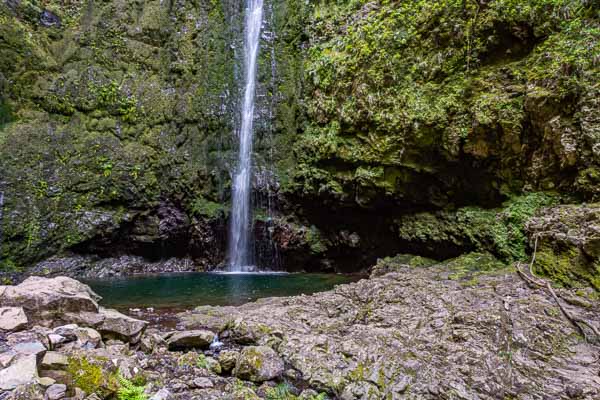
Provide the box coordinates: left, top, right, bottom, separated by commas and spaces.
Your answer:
67, 357, 118, 398
396, 192, 558, 262
292, 0, 599, 205
446, 252, 507, 281
306, 225, 328, 254
265, 383, 327, 400
0, 98, 13, 130
534, 245, 600, 290
191, 197, 226, 220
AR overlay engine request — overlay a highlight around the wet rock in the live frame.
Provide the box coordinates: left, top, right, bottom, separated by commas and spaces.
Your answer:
0, 307, 27, 332
98, 308, 147, 344
0, 354, 39, 390
39, 10, 60, 27
31, 255, 199, 280
218, 350, 239, 372
165, 330, 214, 350
233, 346, 284, 382
45, 384, 67, 400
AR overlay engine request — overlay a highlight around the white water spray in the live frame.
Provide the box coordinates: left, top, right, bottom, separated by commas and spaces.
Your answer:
228, 0, 264, 271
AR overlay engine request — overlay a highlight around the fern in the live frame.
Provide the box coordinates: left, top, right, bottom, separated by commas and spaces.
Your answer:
117, 376, 148, 400
265, 383, 328, 400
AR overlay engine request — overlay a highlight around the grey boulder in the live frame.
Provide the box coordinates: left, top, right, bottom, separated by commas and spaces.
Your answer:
0, 354, 39, 390
233, 346, 284, 382
165, 330, 214, 350
45, 383, 67, 400
0, 307, 28, 332
98, 308, 148, 344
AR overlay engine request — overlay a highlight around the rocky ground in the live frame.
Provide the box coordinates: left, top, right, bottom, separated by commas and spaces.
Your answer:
1, 256, 599, 400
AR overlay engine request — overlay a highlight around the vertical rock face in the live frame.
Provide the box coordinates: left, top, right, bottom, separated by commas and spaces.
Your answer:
1, 0, 599, 275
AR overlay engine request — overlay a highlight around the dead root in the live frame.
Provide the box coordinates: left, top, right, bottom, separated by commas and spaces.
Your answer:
516, 235, 600, 344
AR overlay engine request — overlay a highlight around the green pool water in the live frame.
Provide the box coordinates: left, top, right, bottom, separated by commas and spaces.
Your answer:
85, 272, 361, 310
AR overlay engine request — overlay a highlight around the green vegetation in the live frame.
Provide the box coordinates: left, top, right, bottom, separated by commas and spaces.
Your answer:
265, 383, 327, 400
67, 357, 118, 398
396, 192, 558, 262
191, 198, 227, 219
0, 98, 12, 129
535, 245, 600, 290
117, 376, 148, 400
292, 0, 599, 205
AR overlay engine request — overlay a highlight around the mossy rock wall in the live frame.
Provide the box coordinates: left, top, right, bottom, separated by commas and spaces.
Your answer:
1, 0, 599, 274
0, 0, 304, 268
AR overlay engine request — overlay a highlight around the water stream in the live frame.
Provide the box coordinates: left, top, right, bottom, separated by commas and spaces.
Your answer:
228, 0, 264, 271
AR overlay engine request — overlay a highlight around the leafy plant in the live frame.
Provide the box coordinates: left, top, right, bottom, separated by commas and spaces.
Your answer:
117, 376, 148, 400
197, 354, 209, 369
265, 383, 328, 400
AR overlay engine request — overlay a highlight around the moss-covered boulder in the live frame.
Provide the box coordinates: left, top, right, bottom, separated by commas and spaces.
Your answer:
526, 203, 600, 289
233, 345, 284, 383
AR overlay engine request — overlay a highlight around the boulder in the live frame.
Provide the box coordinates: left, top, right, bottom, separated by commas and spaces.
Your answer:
218, 350, 239, 372
39, 377, 56, 387
233, 346, 284, 382
0, 307, 28, 331
12, 341, 46, 360
57, 326, 102, 350
45, 384, 67, 400
192, 377, 214, 389
165, 330, 214, 350
140, 331, 165, 353
48, 334, 67, 348
149, 388, 172, 400
7, 327, 51, 350
205, 356, 221, 374
41, 351, 69, 370
0, 277, 100, 325
39, 370, 70, 385
0, 354, 39, 390
98, 308, 147, 344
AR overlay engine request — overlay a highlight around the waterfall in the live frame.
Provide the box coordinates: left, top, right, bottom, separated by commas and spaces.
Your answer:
228, 0, 264, 271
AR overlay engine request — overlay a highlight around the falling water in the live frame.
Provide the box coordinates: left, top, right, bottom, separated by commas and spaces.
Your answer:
228, 0, 264, 271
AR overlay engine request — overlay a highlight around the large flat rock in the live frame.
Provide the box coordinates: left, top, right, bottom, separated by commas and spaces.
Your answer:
0, 277, 101, 324
181, 265, 600, 399
0, 354, 39, 390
